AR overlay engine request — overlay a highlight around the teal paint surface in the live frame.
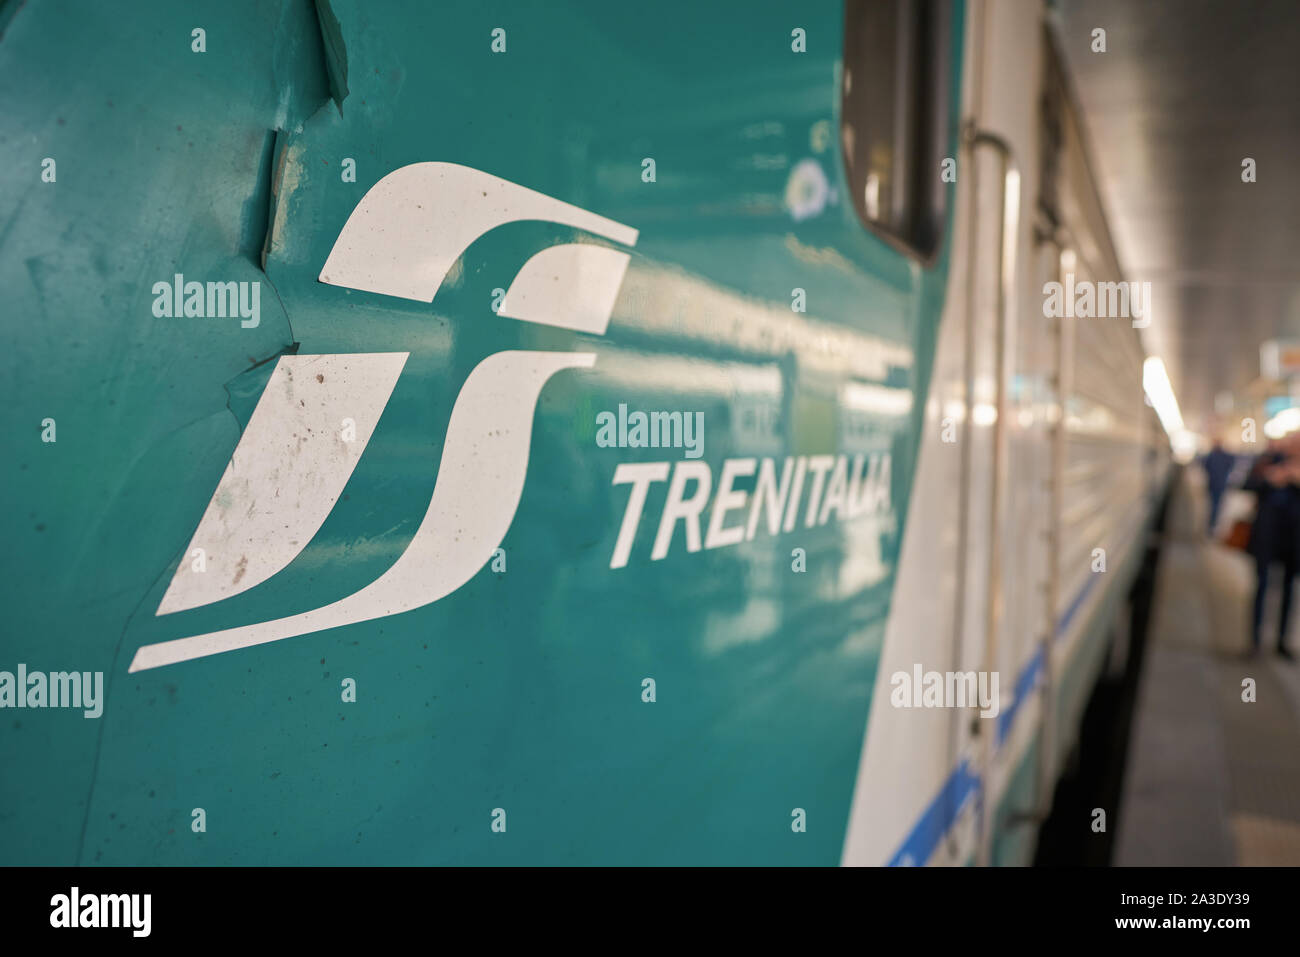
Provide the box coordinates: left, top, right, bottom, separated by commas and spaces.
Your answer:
1, 1, 963, 864
991, 739, 1040, 867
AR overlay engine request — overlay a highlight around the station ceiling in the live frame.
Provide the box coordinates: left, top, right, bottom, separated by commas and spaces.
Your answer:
1055, 0, 1300, 434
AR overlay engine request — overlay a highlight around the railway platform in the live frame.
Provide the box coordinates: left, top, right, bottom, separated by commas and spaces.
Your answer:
1116, 469, 1300, 865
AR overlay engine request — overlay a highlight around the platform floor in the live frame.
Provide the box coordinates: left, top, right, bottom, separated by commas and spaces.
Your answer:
1115, 469, 1300, 865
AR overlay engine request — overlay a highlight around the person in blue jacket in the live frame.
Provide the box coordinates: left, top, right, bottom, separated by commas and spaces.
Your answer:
1201, 439, 1235, 534
1244, 435, 1300, 659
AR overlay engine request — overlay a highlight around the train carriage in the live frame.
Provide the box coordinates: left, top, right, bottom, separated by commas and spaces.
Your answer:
0, 0, 1170, 866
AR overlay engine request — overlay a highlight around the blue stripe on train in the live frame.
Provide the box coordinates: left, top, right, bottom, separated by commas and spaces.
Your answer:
886, 759, 981, 866
882, 551, 1118, 866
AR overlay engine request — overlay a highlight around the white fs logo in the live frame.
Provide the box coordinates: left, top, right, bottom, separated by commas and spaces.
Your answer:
129, 162, 638, 672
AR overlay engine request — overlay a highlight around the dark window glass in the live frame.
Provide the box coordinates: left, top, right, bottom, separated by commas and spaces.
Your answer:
841, 0, 952, 259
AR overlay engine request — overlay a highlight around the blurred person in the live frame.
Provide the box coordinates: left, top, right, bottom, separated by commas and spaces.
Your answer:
1201, 438, 1235, 534
1244, 434, 1300, 660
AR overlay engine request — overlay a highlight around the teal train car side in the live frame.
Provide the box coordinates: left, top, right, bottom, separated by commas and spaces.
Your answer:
0, 0, 1165, 865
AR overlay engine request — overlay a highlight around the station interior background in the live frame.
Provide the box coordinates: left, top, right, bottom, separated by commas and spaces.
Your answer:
1054, 0, 1300, 865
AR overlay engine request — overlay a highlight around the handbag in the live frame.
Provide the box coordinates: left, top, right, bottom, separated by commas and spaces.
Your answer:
1225, 516, 1253, 550
1222, 512, 1253, 548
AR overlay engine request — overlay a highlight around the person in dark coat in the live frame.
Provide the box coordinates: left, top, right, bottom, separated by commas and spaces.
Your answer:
1201, 439, 1235, 534
1244, 436, 1300, 659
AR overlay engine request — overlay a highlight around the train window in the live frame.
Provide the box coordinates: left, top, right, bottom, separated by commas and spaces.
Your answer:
841, 0, 952, 260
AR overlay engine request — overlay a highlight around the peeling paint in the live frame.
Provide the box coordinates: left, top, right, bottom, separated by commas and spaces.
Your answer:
313, 0, 350, 113
270, 0, 334, 133
261, 137, 307, 271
